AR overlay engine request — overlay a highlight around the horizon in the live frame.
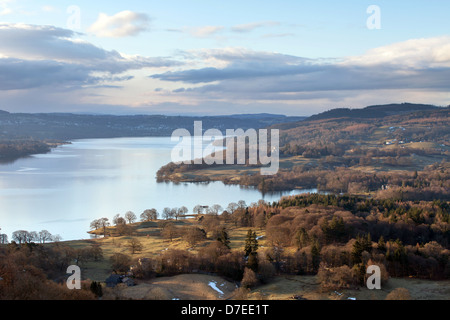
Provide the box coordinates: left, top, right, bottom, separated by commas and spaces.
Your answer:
0, 1, 449, 115
0, 101, 447, 118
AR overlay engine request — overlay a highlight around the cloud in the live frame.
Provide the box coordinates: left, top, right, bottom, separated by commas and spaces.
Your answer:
262, 33, 295, 38
344, 36, 450, 68
0, 24, 113, 63
0, 23, 181, 91
41, 5, 58, 13
151, 48, 323, 84
0, 7, 12, 15
0, 0, 14, 16
1, 21, 449, 115
88, 10, 150, 38
169, 22, 279, 38
151, 60, 319, 84
171, 47, 312, 71
231, 21, 280, 33
171, 21, 279, 39
185, 25, 225, 38
0, 58, 98, 90
150, 37, 450, 102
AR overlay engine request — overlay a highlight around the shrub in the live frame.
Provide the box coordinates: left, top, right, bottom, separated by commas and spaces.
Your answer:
385, 288, 412, 300
317, 263, 357, 292
241, 267, 258, 288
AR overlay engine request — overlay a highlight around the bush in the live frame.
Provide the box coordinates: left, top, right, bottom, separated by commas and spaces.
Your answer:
232, 287, 250, 300
385, 288, 412, 300
90, 281, 103, 298
241, 267, 258, 288
257, 258, 276, 283
317, 263, 357, 292
110, 253, 131, 274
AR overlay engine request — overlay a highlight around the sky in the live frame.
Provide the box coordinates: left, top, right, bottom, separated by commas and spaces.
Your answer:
0, 0, 449, 116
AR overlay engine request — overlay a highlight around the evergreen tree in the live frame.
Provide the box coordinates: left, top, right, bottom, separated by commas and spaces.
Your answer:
362, 233, 372, 253
352, 233, 372, 265
378, 236, 386, 252
217, 227, 231, 249
90, 281, 103, 298
247, 251, 259, 272
244, 230, 259, 271
243, 208, 251, 227
295, 228, 309, 249
352, 263, 367, 286
310, 238, 321, 272
351, 236, 363, 265
244, 230, 258, 257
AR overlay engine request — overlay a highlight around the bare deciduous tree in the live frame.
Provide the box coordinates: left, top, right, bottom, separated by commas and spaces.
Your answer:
161, 222, 178, 242
227, 202, 239, 214
175, 206, 188, 220
182, 226, 206, 246
140, 209, 158, 221
0, 233, 8, 244
163, 207, 172, 220
12, 230, 31, 244
125, 211, 137, 224
113, 214, 126, 226
90, 219, 101, 231
241, 267, 258, 288
98, 218, 110, 236
38, 230, 53, 244
127, 238, 143, 254
110, 253, 132, 274
193, 205, 204, 215
208, 204, 223, 215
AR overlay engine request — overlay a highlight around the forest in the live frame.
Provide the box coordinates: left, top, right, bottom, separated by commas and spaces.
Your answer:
1, 193, 448, 299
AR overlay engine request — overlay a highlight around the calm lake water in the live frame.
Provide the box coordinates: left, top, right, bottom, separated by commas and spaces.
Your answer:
0, 137, 315, 241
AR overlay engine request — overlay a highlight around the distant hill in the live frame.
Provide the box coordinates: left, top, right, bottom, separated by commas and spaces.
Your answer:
226, 113, 305, 120
307, 103, 442, 121
0, 111, 303, 141
156, 102, 449, 195
268, 103, 447, 131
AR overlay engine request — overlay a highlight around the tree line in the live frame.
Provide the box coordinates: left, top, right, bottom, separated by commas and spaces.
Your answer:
0, 229, 62, 245
89, 202, 250, 237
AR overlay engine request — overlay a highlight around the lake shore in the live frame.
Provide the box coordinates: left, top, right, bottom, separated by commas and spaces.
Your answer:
0, 137, 304, 241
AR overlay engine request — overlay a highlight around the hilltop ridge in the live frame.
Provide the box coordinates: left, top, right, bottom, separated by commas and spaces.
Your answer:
307, 103, 444, 121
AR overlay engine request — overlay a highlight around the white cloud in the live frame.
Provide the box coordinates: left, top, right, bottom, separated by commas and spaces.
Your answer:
168, 21, 279, 39
343, 36, 450, 68
185, 25, 225, 38
88, 10, 150, 38
41, 5, 58, 13
231, 21, 280, 33
0, 0, 14, 16
0, 23, 181, 91
0, 7, 11, 15
149, 37, 450, 108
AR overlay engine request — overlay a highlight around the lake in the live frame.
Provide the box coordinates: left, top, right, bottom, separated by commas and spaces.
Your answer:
0, 137, 315, 241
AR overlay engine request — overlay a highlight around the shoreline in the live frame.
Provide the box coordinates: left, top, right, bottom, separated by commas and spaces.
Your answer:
0, 139, 70, 164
